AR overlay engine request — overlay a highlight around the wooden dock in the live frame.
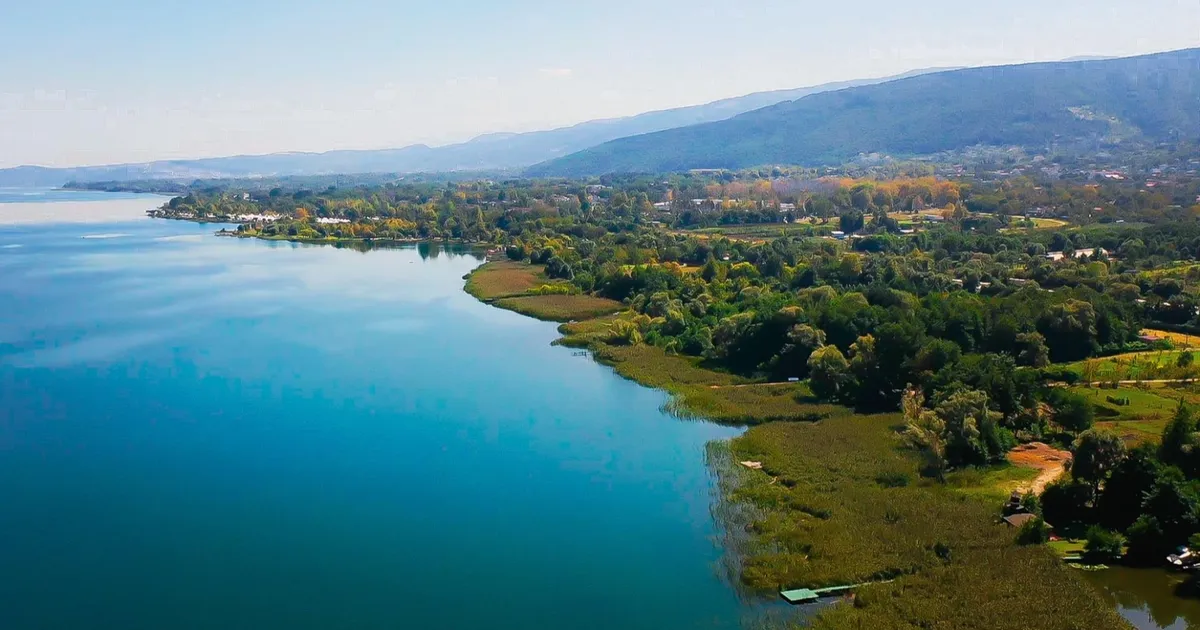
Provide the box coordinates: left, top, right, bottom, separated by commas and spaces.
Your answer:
780, 584, 860, 605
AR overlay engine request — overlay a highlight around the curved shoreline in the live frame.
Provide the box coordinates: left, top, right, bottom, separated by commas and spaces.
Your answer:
457, 258, 1135, 630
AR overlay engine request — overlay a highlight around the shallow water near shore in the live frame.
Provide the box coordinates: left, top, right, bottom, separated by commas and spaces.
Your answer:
1082, 567, 1200, 629
0, 194, 756, 629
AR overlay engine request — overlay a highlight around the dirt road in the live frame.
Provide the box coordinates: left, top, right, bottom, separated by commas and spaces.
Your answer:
1009, 442, 1072, 495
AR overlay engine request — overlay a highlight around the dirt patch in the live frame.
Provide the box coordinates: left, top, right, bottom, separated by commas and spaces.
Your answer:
1009, 442, 1072, 495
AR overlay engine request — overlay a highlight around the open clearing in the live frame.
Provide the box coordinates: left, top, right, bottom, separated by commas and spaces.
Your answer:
464, 260, 559, 299
1143, 328, 1200, 348
1072, 384, 1187, 443
1008, 443, 1072, 494
494, 294, 623, 322
1065, 349, 1199, 382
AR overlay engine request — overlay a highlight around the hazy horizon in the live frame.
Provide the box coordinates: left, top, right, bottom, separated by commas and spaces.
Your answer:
3, 0, 1198, 169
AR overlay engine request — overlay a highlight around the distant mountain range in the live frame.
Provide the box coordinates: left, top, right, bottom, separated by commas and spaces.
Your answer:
0, 69, 950, 188
529, 48, 1200, 176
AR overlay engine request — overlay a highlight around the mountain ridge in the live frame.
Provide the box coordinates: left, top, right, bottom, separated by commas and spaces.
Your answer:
0, 68, 953, 187
529, 48, 1200, 176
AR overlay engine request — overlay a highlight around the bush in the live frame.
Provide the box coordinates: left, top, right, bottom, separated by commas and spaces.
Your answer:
1049, 390, 1095, 434
528, 283, 576, 296
1041, 478, 1093, 530
1016, 517, 1051, 545
1124, 515, 1167, 566
1041, 368, 1081, 385
1084, 526, 1125, 561
1021, 492, 1042, 517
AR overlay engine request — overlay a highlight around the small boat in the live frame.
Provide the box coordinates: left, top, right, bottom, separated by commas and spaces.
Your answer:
1167, 546, 1200, 571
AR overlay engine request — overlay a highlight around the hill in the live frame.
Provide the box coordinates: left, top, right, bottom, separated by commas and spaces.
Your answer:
529, 48, 1200, 176
0, 69, 949, 187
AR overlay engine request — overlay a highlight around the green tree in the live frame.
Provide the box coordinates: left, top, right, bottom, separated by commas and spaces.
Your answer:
1041, 478, 1094, 530
1096, 443, 1160, 531
808, 345, 854, 402
1142, 468, 1200, 548
1037, 300, 1100, 363
1178, 351, 1195, 370
1160, 402, 1200, 478
700, 256, 726, 283
839, 211, 865, 234
1015, 332, 1051, 368
933, 389, 1008, 467
1125, 515, 1167, 565
1084, 526, 1125, 561
768, 324, 826, 380
1051, 390, 1095, 435
902, 388, 947, 480
1016, 516, 1051, 545
1071, 429, 1127, 496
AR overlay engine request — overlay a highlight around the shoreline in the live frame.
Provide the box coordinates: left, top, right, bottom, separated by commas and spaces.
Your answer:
136, 218, 1137, 629
456, 259, 1134, 630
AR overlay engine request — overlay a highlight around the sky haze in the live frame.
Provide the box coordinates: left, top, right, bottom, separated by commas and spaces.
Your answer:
1, 0, 1198, 168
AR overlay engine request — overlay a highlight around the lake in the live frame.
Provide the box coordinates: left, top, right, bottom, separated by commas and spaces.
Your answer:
0, 193, 756, 629
1084, 568, 1200, 630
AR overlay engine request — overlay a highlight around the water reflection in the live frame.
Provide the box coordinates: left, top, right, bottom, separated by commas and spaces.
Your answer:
1084, 568, 1200, 629
0, 198, 159, 225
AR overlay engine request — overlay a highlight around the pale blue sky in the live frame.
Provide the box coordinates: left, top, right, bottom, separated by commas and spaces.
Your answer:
1, 0, 1197, 167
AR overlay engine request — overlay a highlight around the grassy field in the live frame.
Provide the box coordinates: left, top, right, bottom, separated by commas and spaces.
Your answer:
1072, 383, 1191, 442
1028, 217, 1070, 229
1144, 328, 1200, 349
493, 294, 623, 322
1049, 539, 1088, 557
463, 260, 622, 322
464, 260, 561, 300
1140, 262, 1200, 281
586, 344, 843, 424
730, 418, 1128, 630
945, 464, 1041, 503
1065, 349, 1199, 382
672, 223, 814, 242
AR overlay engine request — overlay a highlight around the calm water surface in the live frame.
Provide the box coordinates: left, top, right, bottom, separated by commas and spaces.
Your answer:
1084, 568, 1200, 630
0, 194, 753, 629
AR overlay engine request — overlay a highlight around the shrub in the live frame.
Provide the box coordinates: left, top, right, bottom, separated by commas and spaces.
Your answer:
1084, 526, 1125, 561
1021, 492, 1043, 517
1124, 515, 1167, 566
1040, 478, 1093, 530
1041, 367, 1081, 385
1016, 517, 1051, 546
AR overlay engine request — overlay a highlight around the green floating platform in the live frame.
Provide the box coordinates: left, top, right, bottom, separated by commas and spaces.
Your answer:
780, 588, 820, 604
781, 584, 866, 605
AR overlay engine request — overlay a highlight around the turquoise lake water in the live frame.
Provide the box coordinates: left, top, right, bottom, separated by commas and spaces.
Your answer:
0, 195, 754, 629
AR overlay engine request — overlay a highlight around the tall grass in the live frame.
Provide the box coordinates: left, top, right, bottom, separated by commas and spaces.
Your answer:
493, 295, 623, 322
730, 417, 1130, 630
464, 260, 559, 300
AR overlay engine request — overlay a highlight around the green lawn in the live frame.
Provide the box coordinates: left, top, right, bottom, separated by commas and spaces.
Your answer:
1071, 385, 1183, 443
1065, 350, 1199, 382
1049, 539, 1087, 557
945, 464, 1041, 503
